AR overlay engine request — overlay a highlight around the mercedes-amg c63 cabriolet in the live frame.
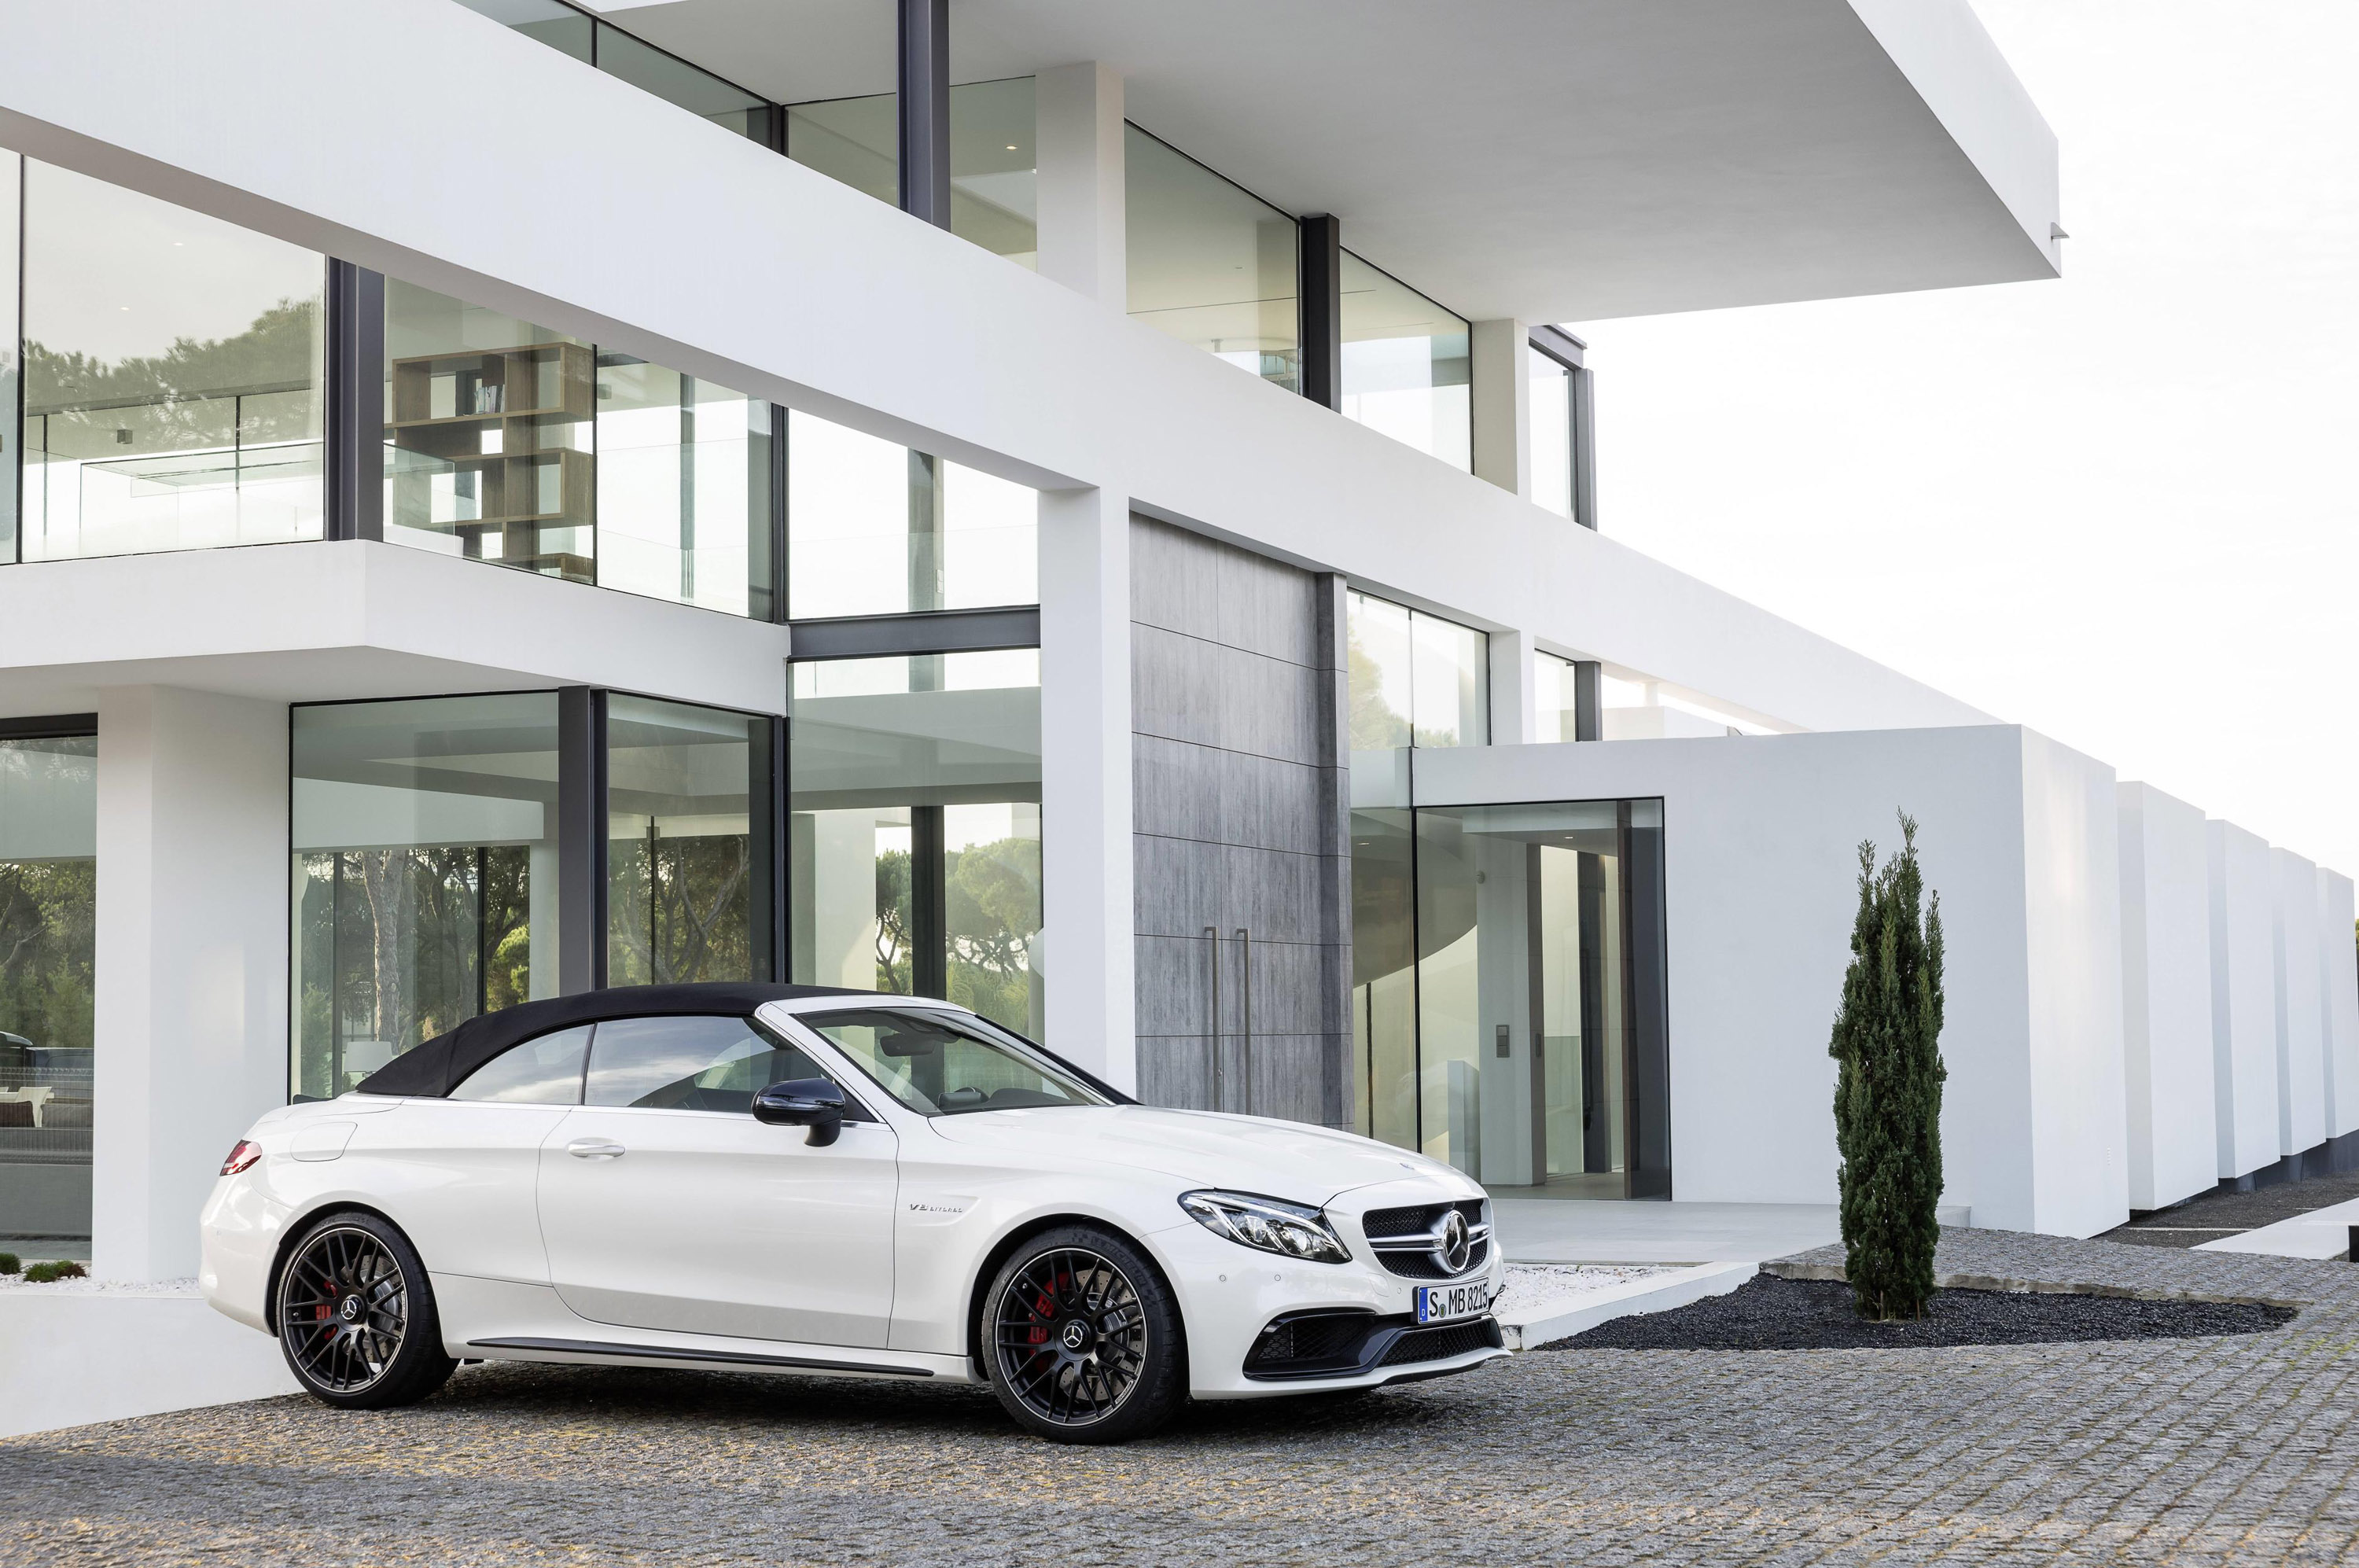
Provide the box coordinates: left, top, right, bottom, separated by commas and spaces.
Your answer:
201, 983, 1504, 1442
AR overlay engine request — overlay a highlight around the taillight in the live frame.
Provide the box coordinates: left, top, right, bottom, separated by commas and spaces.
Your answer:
220, 1139, 263, 1176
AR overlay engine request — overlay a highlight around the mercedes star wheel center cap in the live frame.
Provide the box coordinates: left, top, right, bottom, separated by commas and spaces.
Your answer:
1062, 1320, 1091, 1352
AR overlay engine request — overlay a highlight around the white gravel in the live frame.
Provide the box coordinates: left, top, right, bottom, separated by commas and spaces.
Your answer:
1495, 1262, 1673, 1320
0, 1272, 198, 1297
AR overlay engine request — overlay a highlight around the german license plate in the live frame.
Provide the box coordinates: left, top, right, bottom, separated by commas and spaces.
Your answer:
1414, 1282, 1488, 1324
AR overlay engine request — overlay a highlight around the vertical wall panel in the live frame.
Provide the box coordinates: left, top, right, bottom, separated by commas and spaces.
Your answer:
1130, 516, 1349, 1125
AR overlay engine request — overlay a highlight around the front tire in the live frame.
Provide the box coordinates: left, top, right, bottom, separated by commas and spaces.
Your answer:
276, 1211, 457, 1410
981, 1224, 1185, 1444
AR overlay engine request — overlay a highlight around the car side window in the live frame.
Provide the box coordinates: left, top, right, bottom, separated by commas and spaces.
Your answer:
583, 1014, 836, 1114
448, 1025, 592, 1105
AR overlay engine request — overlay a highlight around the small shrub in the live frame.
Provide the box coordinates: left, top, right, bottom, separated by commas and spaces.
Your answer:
22, 1260, 87, 1283
0, 1251, 20, 1275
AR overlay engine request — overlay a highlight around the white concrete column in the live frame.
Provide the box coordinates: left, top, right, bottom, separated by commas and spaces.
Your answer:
1038, 484, 1135, 1091
2272, 847, 2326, 1156
1469, 318, 1532, 498
1034, 62, 1126, 307
2208, 819, 2279, 1180
92, 687, 289, 1282
1486, 627, 1535, 745
2116, 782, 2217, 1210
2320, 868, 2359, 1139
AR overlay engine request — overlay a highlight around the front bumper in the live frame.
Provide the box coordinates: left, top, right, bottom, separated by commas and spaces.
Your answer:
1155, 1198, 1507, 1399
1242, 1309, 1506, 1382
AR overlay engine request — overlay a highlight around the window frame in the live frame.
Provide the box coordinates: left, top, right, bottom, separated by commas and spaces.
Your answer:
1528, 326, 1595, 531
789, 1002, 1117, 1117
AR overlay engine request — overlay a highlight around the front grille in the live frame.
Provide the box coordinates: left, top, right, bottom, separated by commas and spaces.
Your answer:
1376, 1235, 1492, 1280
1362, 1198, 1485, 1239
1378, 1318, 1503, 1367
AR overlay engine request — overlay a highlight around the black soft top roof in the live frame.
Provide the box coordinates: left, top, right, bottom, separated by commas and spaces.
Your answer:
355, 982, 868, 1099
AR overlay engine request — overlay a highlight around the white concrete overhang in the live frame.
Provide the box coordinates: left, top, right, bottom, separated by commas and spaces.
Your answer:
620, 0, 2062, 320
0, 543, 792, 719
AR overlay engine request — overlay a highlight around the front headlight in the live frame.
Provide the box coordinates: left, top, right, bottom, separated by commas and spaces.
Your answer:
1179, 1190, 1351, 1265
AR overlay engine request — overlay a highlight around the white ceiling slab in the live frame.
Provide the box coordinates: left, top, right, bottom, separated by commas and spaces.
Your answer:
616, 0, 2059, 323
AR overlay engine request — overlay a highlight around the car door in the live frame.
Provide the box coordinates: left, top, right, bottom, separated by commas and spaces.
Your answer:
358, 1023, 593, 1284
535, 1013, 899, 1348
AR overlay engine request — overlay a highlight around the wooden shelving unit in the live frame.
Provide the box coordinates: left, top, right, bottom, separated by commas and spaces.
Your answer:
386, 341, 597, 583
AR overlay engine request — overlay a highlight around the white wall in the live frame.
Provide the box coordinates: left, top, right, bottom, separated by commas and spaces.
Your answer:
2116, 782, 2218, 1209
0, 1291, 295, 1438
2273, 848, 2327, 1155
2321, 869, 2359, 1139
2208, 820, 2280, 1178
1411, 723, 2127, 1236
91, 687, 290, 1281
2020, 729, 2129, 1238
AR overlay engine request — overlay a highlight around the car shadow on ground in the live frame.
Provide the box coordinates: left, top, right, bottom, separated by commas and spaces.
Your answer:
404, 1357, 1496, 1448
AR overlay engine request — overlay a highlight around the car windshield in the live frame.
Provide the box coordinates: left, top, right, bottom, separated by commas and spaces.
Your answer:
799, 1008, 1108, 1117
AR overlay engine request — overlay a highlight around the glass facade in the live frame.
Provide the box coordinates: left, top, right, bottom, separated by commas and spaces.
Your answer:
1529, 349, 1573, 521
0, 158, 17, 563
1339, 252, 1470, 472
605, 694, 769, 987
457, 1, 774, 142
0, 731, 97, 1247
14, 159, 326, 563
789, 652, 1043, 1036
1346, 591, 1489, 751
291, 695, 561, 1099
786, 79, 1041, 267
1124, 125, 1300, 392
384, 278, 774, 614
594, 23, 773, 141
785, 410, 1035, 618
1352, 798, 1669, 1193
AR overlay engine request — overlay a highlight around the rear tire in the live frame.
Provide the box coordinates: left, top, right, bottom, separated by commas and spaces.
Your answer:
275, 1211, 457, 1410
981, 1224, 1185, 1444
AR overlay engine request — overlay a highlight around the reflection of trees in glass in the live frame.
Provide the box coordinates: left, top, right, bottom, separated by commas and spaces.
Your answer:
874, 848, 912, 993
0, 859, 97, 1058
609, 830, 751, 985
293, 846, 532, 1097
1348, 631, 1409, 751
947, 834, 1040, 1032
25, 299, 322, 442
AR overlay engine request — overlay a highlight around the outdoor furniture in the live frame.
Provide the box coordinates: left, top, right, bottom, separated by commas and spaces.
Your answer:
0, 1086, 55, 1128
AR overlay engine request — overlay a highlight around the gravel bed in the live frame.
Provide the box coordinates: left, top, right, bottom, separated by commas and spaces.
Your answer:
0, 1274, 200, 1296
1549, 1271, 2295, 1351
1494, 1263, 1668, 1319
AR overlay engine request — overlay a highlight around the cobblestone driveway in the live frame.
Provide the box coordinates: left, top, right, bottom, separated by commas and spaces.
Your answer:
9, 1231, 2359, 1567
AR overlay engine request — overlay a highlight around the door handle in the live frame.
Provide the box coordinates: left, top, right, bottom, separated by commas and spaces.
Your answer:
565, 1139, 625, 1160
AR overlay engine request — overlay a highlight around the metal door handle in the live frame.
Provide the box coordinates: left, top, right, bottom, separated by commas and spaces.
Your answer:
566, 1139, 624, 1160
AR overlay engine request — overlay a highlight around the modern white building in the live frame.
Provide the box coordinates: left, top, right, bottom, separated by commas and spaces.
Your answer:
0, 0, 2351, 1356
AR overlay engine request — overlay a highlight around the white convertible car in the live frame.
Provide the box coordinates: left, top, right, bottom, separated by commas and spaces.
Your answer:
201, 984, 1505, 1442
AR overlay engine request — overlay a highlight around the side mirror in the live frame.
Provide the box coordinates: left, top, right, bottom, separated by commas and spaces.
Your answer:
753, 1077, 847, 1147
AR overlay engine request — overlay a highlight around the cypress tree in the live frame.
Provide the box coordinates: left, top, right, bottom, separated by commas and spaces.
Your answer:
1828, 813, 1947, 1321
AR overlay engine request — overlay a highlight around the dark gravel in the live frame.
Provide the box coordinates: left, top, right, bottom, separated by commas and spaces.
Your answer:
2102, 1168, 2359, 1249
1547, 1272, 2296, 1351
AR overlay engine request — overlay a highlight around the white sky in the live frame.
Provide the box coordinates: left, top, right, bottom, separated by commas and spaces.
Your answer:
1570, 1, 2359, 876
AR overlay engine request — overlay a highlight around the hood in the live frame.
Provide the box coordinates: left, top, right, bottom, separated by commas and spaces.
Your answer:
923, 1104, 1474, 1205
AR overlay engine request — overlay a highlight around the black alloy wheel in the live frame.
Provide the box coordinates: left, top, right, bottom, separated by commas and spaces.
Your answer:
983, 1224, 1185, 1444
276, 1211, 457, 1410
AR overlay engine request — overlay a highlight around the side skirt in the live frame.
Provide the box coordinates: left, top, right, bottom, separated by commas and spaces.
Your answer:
466, 1336, 935, 1379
